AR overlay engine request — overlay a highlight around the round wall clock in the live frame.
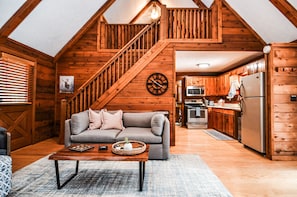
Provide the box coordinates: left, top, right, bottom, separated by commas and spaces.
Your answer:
146, 72, 169, 96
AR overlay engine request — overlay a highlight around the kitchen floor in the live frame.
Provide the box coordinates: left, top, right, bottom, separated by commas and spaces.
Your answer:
171, 126, 297, 197
11, 126, 297, 196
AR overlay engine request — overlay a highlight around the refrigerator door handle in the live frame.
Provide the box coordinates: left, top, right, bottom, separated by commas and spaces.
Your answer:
239, 82, 244, 113
240, 99, 243, 114
239, 82, 244, 98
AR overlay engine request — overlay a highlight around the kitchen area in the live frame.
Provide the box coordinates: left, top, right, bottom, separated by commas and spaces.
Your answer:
175, 58, 266, 154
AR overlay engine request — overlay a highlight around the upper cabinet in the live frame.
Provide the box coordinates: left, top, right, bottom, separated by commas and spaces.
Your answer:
185, 76, 206, 87
185, 76, 217, 96
216, 74, 230, 96
205, 77, 217, 96
185, 74, 232, 96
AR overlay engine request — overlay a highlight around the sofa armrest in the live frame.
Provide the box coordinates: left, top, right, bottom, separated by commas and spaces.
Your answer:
162, 117, 170, 159
64, 119, 72, 147
0, 127, 10, 156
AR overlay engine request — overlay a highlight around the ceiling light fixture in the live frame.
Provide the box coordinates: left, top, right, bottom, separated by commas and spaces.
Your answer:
197, 63, 210, 68
151, 3, 159, 20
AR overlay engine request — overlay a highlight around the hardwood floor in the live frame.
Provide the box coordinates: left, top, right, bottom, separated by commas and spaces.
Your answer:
11, 126, 297, 196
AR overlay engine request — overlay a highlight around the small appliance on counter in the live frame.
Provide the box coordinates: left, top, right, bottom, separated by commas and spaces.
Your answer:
218, 99, 225, 106
184, 99, 208, 129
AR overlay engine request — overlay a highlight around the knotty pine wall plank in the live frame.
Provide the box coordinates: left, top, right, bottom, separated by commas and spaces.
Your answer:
269, 44, 297, 160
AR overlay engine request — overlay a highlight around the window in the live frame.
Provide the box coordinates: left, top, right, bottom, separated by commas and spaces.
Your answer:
0, 53, 35, 104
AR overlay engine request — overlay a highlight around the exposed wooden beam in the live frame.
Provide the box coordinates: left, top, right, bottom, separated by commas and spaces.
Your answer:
270, 0, 297, 28
54, 0, 116, 61
1, 38, 54, 61
223, 0, 266, 46
192, 0, 207, 8
0, 37, 54, 63
0, 0, 41, 37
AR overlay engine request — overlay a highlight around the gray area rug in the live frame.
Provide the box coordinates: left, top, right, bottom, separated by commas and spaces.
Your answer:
9, 154, 232, 197
204, 129, 235, 141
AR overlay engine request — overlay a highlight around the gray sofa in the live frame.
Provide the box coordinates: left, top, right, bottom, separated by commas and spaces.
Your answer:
64, 110, 170, 160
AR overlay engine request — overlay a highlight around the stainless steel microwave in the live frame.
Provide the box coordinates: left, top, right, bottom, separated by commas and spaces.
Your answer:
186, 86, 205, 96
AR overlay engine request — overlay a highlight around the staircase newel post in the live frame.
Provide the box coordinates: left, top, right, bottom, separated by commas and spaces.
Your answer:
58, 99, 67, 144
159, 4, 168, 40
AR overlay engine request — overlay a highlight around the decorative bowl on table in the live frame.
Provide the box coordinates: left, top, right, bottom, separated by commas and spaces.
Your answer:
112, 140, 146, 155
69, 144, 94, 152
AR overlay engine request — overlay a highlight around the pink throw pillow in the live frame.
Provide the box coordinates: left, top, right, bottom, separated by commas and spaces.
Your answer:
101, 110, 124, 130
88, 108, 103, 130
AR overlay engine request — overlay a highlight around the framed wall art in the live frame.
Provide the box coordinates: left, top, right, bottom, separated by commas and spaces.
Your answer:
59, 76, 74, 93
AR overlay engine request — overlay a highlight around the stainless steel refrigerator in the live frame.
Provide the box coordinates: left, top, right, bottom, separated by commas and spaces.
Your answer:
240, 72, 265, 154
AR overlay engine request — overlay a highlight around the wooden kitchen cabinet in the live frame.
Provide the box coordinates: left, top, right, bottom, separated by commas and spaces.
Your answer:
216, 74, 230, 96
223, 110, 236, 137
208, 108, 239, 139
214, 109, 224, 132
185, 76, 216, 96
205, 77, 216, 95
208, 108, 224, 132
185, 76, 205, 87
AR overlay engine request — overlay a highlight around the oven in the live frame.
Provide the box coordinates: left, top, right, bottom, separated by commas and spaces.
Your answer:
185, 99, 208, 129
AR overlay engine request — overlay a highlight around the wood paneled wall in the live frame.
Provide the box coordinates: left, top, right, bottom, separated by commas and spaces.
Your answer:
267, 43, 297, 160
0, 40, 55, 150
106, 46, 175, 144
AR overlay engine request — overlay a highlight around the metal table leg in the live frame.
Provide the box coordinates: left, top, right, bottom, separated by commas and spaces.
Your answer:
139, 161, 146, 191
54, 160, 79, 189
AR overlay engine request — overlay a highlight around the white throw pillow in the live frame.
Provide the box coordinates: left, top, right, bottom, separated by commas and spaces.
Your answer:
88, 108, 103, 130
101, 110, 125, 130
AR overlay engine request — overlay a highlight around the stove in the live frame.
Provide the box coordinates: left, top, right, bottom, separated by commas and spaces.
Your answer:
185, 99, 208, 129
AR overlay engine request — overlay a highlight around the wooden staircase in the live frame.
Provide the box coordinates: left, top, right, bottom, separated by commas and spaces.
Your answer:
61, 20, 169, 122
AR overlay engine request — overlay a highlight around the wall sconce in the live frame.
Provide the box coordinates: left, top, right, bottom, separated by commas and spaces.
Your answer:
151, 3, 159, 20
263, 45, 271, 54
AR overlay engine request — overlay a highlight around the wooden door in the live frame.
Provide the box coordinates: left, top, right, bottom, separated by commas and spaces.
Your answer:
0, 105, 32, 150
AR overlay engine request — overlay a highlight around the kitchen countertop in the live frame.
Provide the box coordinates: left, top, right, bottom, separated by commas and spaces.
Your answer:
207, 103, 241, 111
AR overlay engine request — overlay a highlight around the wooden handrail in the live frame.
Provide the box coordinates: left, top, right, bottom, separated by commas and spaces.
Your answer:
65, 20, 160, 119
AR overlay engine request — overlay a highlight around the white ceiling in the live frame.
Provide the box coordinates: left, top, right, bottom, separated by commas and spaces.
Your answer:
8, 0, 107, 57
1, 0, 297, 72
226, 0, 297, 44
175, 51, 263, 72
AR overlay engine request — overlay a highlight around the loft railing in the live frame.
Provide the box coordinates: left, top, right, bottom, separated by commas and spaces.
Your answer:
99, 23, 147, 49
167, 8, 213, 39
98, 8, 214, 50
65, 20, 160, 118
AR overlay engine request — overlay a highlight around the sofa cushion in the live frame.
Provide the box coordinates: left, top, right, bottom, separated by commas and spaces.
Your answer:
70, 129, 121, 143
151, 114, 165, 136
101, 110, 124, 130
123, 112, 156, 128
88, 108, 103, 130
71, 110, 89, 135
116, 127, 162, 144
